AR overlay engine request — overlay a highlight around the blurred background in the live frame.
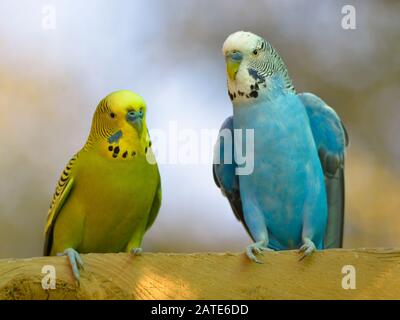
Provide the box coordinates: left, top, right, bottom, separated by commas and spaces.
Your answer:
0, 0, 399, 258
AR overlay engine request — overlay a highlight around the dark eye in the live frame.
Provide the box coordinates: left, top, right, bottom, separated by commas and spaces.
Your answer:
110, 112, 116, 118
253, 49, 259, 55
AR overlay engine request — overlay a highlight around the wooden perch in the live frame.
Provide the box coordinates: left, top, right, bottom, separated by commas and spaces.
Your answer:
1, 249, 400, 299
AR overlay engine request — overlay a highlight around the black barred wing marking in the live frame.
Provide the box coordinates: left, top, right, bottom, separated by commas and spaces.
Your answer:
43, 153, 78, 255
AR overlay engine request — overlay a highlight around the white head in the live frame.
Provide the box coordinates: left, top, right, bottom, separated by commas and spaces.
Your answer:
222, 31, 294, 103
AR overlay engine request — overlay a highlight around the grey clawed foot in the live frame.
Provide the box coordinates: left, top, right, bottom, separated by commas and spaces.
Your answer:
298, 238, 316, 261
57, 248, 84, 282
130, 247, 143, 256
246, 241, 273, 264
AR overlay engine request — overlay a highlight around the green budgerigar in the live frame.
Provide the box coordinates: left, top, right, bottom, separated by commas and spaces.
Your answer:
44, 90, 161, 281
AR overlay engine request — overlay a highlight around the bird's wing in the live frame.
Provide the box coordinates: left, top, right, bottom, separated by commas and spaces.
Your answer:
145, 168, 162, 231
298, 92, 349, 248
213, 116, 254, 241
43, 154, 78, 255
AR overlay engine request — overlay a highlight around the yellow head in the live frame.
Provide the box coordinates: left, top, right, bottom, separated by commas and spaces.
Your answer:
86, 90, 151, 159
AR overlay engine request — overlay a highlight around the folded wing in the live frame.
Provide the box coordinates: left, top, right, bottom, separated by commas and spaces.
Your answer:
212, 117, 254, 241
299, 92, 349, 248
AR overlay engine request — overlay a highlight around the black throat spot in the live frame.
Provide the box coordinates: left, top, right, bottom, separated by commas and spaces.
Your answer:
228, 68, 265, 101
108, 144, 117, 157
249, 91, 258, 98
108, 144, 138, 159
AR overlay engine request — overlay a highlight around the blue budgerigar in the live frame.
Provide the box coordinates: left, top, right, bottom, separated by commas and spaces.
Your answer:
213, 31, 348, 262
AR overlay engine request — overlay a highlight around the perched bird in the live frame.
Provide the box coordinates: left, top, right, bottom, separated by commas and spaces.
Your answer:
44, 90, 162, 280
213, 31, 348, 262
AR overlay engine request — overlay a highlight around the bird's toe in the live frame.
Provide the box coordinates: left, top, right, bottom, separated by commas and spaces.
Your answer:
130, 247, 143, 256
58, 248, 84, 282
298, 239, 316, 261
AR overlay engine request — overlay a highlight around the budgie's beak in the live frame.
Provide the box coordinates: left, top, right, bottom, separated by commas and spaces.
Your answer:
225, 51, 243, 81
126, 110, 144, 136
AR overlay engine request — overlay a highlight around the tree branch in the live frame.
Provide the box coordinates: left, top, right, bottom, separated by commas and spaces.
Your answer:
0, 249, 399, 299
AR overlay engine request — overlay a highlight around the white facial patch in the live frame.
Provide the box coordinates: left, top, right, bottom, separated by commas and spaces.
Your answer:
222, 31, 294, 103
222, 31, 261, 57
223, 31, 267, 103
